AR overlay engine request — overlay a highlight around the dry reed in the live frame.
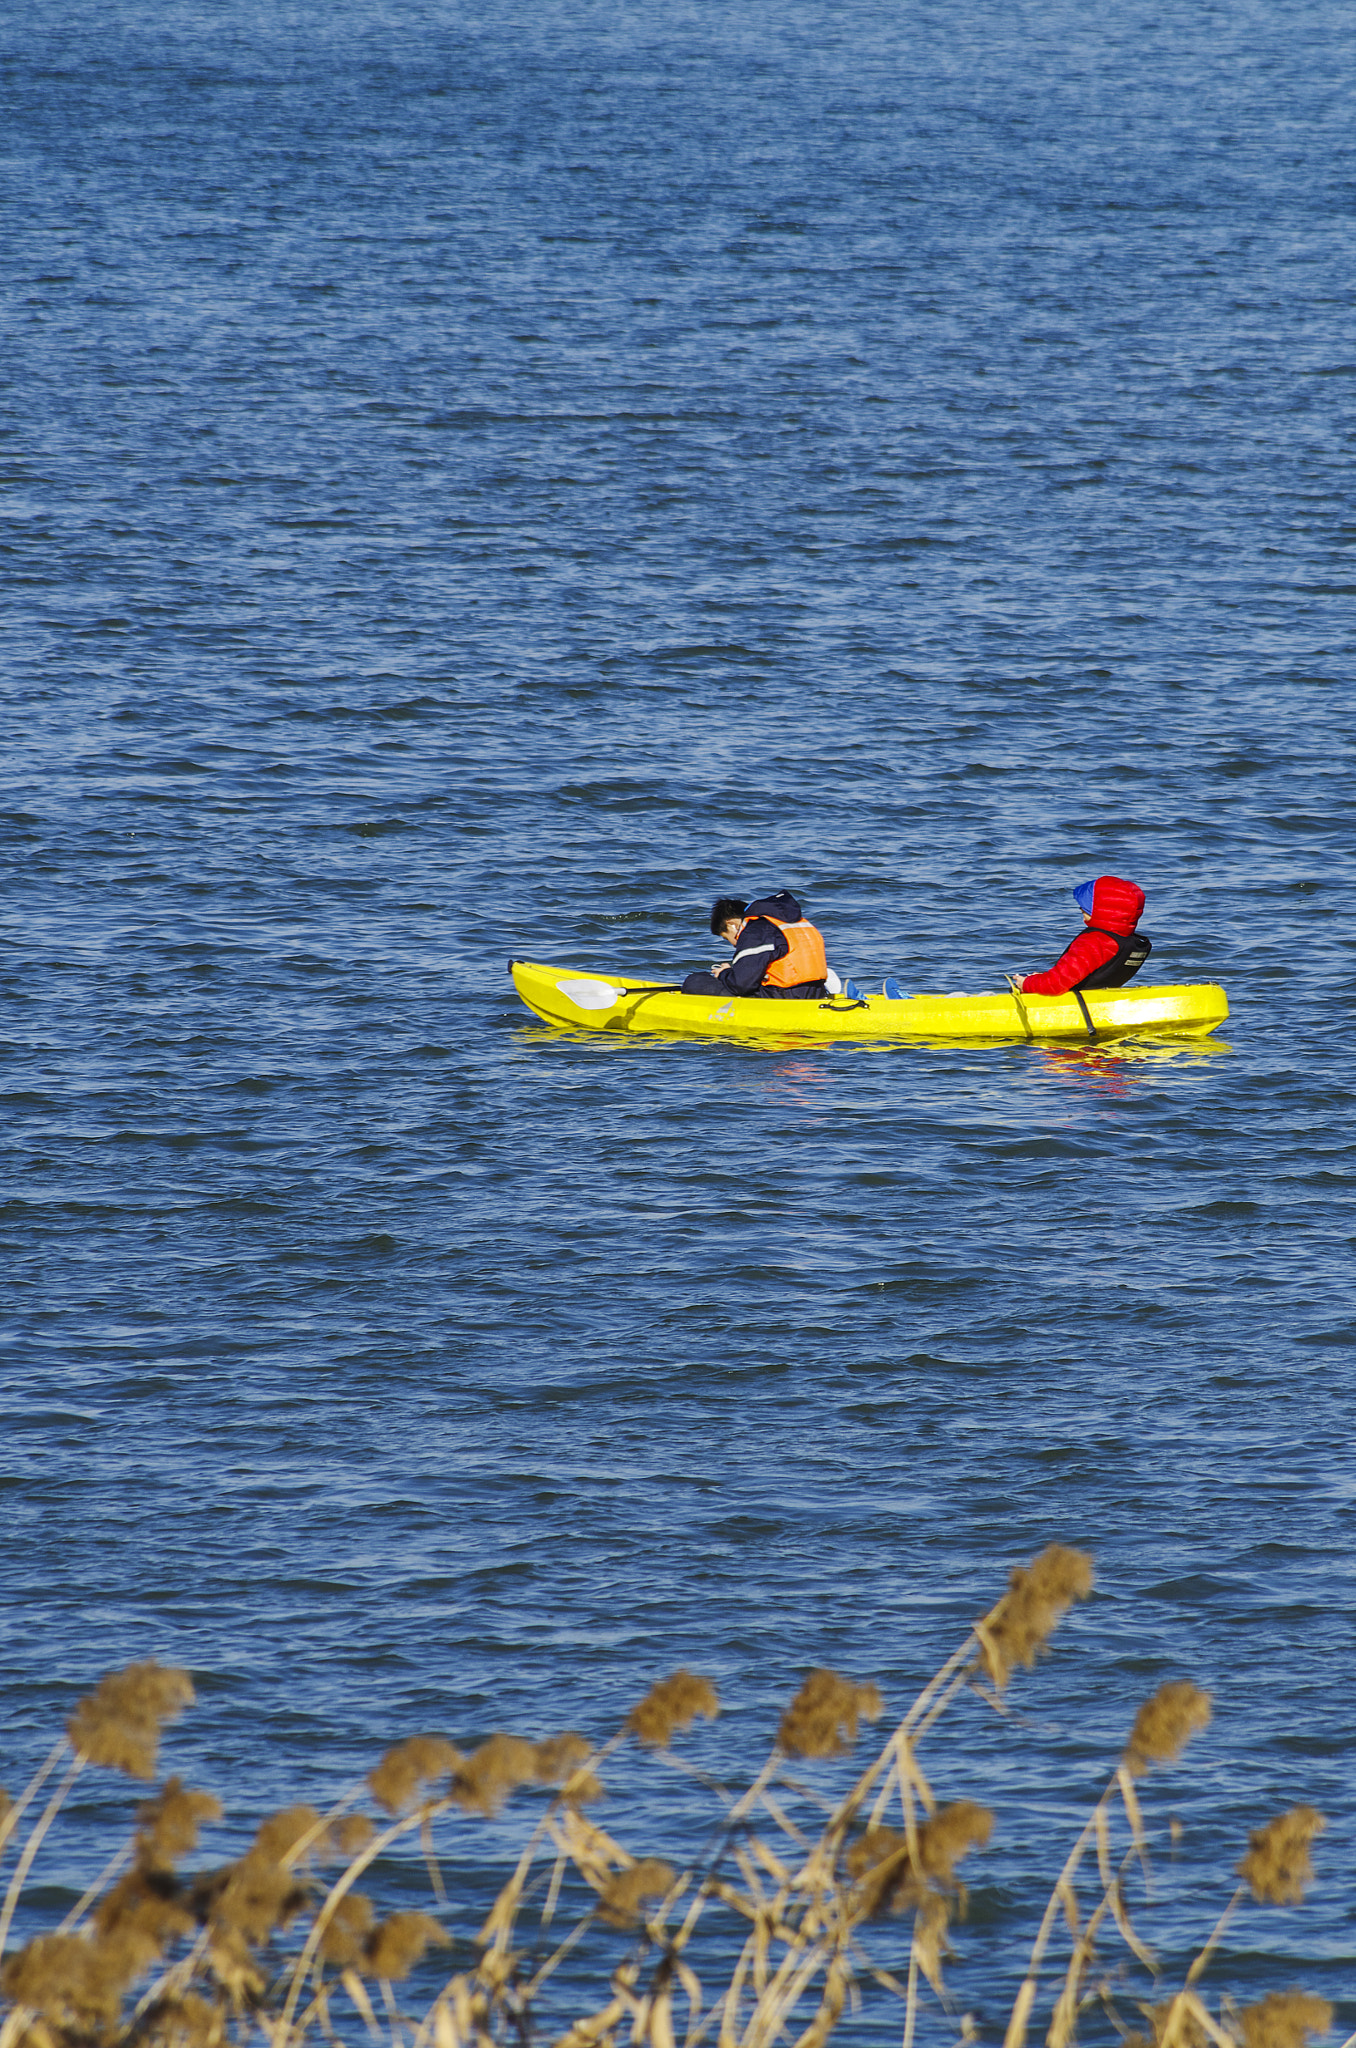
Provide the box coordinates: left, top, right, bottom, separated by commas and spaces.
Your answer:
0, 1549, 1338, 2048
626, 1674, 719, 1749
1236, 1992, 1334, 2048
1238, 1809, 1326, 1908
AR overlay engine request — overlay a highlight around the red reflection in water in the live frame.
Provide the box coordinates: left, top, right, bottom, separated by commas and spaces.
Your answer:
761, 1057, 832, 1113
1036, 1046, 1136, 1097
1034, 1038, 1231, 1097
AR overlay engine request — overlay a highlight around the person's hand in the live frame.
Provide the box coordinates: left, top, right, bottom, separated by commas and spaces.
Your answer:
1013, 975, 1028, 992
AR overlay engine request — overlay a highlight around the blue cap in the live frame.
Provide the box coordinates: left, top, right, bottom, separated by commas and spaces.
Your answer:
1072, 879, 1096, 915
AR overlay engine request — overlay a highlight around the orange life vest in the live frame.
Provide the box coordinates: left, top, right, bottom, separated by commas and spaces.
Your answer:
740, 913, 828, 988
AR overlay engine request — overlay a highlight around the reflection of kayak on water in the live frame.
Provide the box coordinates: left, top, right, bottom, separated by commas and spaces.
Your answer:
509, 960, 1230, 1044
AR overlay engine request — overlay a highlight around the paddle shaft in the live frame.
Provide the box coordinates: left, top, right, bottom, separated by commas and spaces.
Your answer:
1007, 973, 1097, 1042
1005, 974, 1034, 1041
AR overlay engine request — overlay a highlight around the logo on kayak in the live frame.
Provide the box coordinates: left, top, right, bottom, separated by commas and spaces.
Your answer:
712, 1002, 735, 1019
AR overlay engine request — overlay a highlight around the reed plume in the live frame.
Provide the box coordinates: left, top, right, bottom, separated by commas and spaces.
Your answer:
204, 1810, 314, 1943
368, 1739, 461, 1817
141, 1991, 224, 2048
1125, 1683, 1213, 1777
2, 1931, 131, 2033
1237, 1990, 1334, 2048
451, 1734, 542, 1816
626, 1673, 719, 1748
325, 1816, 377, 1860
778, 1670, 883, 1759
316, 1892, 376, 1967
597, 1859, 675, 1929
362, 1912, 448, 1981
135, 1783, 223, 1871
1238, 1808, 1326, 1907
66, 1666, 195, 1782
978, 1545, 1094, 1690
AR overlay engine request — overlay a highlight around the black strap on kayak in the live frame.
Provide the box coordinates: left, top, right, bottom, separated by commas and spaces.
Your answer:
819, 996, 868, 1012
1072, 988, 1098, 1041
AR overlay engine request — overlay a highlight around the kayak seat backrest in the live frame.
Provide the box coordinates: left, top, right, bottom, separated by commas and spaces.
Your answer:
1076, 932, 1153, 991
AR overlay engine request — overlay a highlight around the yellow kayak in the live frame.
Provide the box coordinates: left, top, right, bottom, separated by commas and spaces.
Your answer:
509, 961, 1229, 1044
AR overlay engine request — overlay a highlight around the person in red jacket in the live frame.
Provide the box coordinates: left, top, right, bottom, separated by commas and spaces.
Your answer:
1015, 876, 1152, 995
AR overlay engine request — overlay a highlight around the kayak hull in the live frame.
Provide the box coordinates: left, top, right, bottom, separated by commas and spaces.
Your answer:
509, 962, 1230, 1044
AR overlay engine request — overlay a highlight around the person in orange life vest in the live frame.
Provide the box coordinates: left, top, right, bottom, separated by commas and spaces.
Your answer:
1014, 875, 1152, 995
680, 891, 830, 1000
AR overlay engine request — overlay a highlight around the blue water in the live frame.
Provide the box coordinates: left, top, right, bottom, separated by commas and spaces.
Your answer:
2, 0, 1354, 2032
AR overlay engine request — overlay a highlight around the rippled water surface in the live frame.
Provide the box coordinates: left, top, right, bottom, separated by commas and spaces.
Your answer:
2, 0, 1354, 2031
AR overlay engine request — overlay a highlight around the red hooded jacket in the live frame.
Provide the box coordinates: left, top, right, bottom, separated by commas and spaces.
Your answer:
1021, 876, 1147, 996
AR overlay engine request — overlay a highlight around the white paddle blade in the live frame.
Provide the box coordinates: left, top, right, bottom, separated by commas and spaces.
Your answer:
555, 976, 622, 1011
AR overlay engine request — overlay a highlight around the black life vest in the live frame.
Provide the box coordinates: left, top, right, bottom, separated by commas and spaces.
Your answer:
1074, 928, 1153, 991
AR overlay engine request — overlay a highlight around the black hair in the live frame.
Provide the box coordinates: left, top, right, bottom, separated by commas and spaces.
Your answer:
710, 896, 747, 935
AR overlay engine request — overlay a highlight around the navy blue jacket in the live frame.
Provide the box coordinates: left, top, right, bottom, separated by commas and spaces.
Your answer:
722, 892, 810, 996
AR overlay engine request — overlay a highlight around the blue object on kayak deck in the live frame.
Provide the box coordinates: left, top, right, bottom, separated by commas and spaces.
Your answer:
883, 977, 903, 1001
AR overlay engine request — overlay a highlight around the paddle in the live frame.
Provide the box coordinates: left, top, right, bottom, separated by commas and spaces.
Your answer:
531, 975, 682, 1025
1005, 973, 1097, 1043
1004, 973, 1034, 1041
